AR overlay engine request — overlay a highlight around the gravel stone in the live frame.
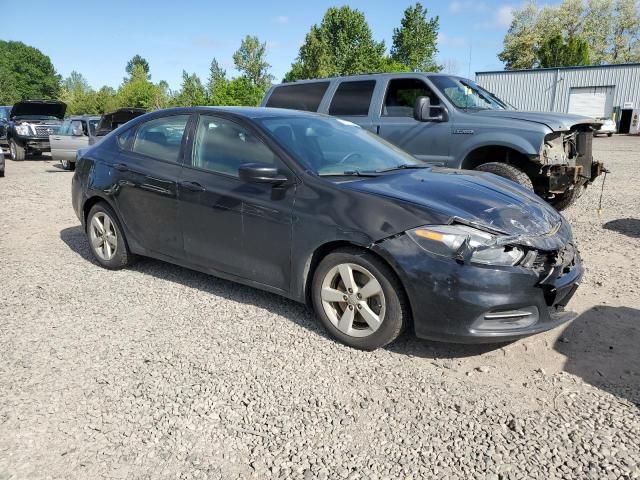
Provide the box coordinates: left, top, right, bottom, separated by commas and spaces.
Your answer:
0, 137, 638, 479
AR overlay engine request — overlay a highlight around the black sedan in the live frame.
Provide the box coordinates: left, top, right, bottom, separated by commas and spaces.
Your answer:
72, 107, 583, 350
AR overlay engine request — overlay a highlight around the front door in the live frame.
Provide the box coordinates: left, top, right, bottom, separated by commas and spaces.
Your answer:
178, 114, 295, 291
50, 119, 88, 162
112, 113, 191, 259
375, 77, 451, 165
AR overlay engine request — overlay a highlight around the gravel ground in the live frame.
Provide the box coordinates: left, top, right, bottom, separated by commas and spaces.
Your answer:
0, 136, 638, 480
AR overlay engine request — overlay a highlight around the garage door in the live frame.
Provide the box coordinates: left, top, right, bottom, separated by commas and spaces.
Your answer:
567, 86, 613, 118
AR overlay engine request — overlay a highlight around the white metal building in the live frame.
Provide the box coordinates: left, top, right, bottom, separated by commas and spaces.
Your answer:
476, 63, 640, 133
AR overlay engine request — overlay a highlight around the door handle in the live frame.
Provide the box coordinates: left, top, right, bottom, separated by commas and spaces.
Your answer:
115, 163, 129, 172
179, 181, 206, 192
52, 136, 62, 140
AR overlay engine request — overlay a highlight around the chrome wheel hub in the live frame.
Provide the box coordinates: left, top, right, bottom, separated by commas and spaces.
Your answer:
89, 212, 118, 261
320, 263, 386, 338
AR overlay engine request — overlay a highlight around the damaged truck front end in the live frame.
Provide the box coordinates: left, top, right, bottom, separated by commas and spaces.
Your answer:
538, 122, 604, 205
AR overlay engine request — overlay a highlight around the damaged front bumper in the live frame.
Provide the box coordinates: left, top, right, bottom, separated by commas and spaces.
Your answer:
373, 231, 582, 344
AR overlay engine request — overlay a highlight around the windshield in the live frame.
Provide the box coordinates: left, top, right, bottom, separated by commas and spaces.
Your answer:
430, 76, 511, 110
260, 116, 424, 176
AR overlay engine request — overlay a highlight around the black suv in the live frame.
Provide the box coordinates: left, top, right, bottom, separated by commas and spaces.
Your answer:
5, 100, 66, 160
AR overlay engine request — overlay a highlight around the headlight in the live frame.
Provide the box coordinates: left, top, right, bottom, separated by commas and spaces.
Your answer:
407, 224, 525, 266
15, 124, 31, 136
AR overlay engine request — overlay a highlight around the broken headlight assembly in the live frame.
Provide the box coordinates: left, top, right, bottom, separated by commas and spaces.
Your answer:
407, 224, 525, 266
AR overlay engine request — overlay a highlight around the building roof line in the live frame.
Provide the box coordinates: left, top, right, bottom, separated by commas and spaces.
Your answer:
476, 63, 640, 75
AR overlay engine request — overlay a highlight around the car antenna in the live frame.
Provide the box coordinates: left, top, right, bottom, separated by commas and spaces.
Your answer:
597, 168, 610, 217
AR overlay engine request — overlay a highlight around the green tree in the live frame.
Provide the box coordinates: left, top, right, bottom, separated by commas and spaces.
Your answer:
94, 86, 118, 113
233, 36, 274, 91
60, 71, 97, 114
611, 0, 640, 63
206, 58, 227, 103
125, 54, 151, 81
116, 64, 160, 109
174, 70, 207, 106
538, 33, 590, 68
283, 6, 386, 81
0, 40, 61, 104
390, 2, 441, 72
499, 0, 640, 69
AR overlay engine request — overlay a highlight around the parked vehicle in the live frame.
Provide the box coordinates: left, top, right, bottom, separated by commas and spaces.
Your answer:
72, 107, 583, 350
5, 100, 66, 160
0, 150, 4, 177
261, 73, 605, 210
49, 115, 100, 170
594, 118, 617, 137
88, 108, 146, 146
0, 105, 11, 153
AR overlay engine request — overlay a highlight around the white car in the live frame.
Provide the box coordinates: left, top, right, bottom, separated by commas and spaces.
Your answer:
594, 118, 617, 137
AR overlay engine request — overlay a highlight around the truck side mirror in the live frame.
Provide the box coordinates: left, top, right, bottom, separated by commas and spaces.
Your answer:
414, 96, 447, 122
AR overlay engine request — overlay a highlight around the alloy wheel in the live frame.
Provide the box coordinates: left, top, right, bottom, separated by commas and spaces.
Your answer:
320, 262, 386, 338
61, 159, 69, 170
10, 142, 15, 159
89, 212, 118, 261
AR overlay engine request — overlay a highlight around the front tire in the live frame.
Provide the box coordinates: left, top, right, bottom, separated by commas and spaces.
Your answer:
311, 247, 408, 350
549, 182, 585, 211
607, 132, 613, 137
475, 162, 534, 190
9, 139, 25, 161
86, 202, 133, 270
61, 159, 75, 171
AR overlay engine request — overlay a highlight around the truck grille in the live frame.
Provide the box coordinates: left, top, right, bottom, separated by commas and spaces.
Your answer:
34, 125, 59, 137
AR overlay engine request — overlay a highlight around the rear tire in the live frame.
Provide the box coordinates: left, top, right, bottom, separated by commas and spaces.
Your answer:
311, 247, 408, 350
86, 202, 134, 270
9, 140, 25, 161
607, 132, 613, 137
475, 162, 534, 190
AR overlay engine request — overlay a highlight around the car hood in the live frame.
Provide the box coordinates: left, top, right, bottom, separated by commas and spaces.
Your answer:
96, 108, 146, 135
10, 100, 67, 120
473, 110, 600, 132
344, 168, 569, 250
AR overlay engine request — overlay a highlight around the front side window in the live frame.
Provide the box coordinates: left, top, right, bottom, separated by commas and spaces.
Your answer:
0, 107, 9, 121
383, 78, 440, 117
328, 80, 376, 116
261, 116, 423, 176
192, 115, 278, 177
58, 119, 72, 136
266, 82, 330, 112
130, 115, 190, 163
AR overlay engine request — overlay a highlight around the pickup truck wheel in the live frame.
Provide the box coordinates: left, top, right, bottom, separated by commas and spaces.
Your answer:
475, 162, 533, 190
549, 182, 585, 211
60, 159, 75, 171
9, 140, 25, 161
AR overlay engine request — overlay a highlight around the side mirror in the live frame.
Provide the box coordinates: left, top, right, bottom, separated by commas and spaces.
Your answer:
238, 163, 287, 185
414, 96, 447, 122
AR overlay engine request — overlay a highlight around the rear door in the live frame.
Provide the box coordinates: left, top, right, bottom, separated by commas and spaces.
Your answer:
113, 113, 191, 259
326, 79, 379, 133
374, 77, 451, 165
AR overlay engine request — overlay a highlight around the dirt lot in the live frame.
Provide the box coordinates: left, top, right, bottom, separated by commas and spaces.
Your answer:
0, 136, 638, 480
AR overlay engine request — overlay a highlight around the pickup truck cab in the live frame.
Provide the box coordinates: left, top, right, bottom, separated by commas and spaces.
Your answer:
261, 73, 604, 210
50, 115, 100, 170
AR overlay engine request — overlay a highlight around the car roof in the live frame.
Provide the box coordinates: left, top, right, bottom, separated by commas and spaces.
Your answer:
144, 106, 328, 120
271, 72, 464, 85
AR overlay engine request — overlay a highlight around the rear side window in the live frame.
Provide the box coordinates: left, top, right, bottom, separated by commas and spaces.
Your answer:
266, 82, 330, 112
130, 115, 190, 163
328, 80, 376, 116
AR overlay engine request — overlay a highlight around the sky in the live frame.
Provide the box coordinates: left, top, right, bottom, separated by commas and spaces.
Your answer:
2, 0, 559, 91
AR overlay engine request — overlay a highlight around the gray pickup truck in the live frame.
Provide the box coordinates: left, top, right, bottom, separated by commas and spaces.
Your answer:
261, 73, 604, 210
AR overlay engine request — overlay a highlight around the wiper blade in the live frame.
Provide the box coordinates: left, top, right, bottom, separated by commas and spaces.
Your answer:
375, 164, 430, 173
318, 169, 380, 177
